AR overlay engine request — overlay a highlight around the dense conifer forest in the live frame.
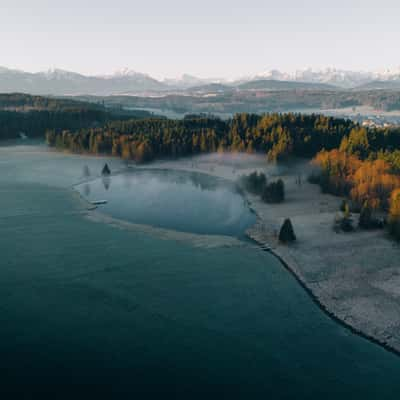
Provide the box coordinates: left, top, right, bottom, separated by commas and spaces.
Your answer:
0, 93, 155, 140
45, 113, 356, 162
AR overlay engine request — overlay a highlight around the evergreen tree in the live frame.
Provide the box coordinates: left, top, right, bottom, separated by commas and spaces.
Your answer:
102, 163, 111, 175
262, 179, 285, 203
279, 218, 296, 243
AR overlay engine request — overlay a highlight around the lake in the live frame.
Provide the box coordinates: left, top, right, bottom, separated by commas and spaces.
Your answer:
75, 169, 256, 236
1, 142, 400, 399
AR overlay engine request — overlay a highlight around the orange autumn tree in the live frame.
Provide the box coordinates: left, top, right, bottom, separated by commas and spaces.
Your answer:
313, 150, 400, 210
312, 149, 361, 195
350, 159, 400, 210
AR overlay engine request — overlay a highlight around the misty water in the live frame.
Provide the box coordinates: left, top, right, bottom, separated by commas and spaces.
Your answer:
2, 142, 400, 399
76, 169, 256, 236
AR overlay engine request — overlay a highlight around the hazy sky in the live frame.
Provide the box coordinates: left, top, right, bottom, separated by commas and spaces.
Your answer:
1, 0, 399, 78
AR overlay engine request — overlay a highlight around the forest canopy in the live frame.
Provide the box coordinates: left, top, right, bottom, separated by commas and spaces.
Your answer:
0, 93, 156, 140
45, 113, 356, 163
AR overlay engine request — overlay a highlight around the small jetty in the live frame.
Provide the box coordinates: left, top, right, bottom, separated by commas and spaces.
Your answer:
260, 244, 272, 252
91, 200, 108, 205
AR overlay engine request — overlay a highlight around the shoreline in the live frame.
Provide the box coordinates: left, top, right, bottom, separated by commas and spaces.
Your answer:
247, 224, 400, 358
245, 210, 400, 356
134, 155, 400, 356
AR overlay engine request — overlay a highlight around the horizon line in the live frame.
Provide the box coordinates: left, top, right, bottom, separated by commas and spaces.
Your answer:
2, 64, 400, 82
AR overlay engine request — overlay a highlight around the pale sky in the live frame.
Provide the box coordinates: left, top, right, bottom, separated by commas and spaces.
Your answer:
1, 0, 399, 79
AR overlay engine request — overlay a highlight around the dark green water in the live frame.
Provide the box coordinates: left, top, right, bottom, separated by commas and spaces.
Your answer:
76, 169, 256, 236
1, 143, 400, 399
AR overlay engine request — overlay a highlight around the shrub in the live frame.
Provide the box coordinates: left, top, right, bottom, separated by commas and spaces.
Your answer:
238, 171, 267, 195
262, 179, 285, 203
307, 172, 321, 184
359, 203, 373, 229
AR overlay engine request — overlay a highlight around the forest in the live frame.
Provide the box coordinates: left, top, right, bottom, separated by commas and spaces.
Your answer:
45, 113, 356, 162
0, 93, 155, 140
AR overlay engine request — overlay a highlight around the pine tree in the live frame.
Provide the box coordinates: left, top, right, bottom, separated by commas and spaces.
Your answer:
279, 218, 296, 243
101, 163, 111, 176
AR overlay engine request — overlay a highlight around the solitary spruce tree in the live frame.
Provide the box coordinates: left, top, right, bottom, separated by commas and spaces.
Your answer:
102, 163, 111, 176
279, 218, 296, 243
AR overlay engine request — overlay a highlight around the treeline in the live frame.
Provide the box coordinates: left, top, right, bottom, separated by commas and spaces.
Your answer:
0, 109, 110, 140
0, 94, 156, 140
45, 113, 356, 163
0, 93, 105, 112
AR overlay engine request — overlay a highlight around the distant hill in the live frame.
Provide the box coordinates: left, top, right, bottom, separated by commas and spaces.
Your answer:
0, 92, 105, 111
0, 67, 167, 96
236, 79, 338, 91
186, 83, 233, 93
355, 80, 400, 91
240, 68, 400, 89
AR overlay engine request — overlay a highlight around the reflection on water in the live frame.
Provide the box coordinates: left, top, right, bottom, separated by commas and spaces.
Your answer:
102, 176, 111, 191
83, 183, 91, 197
77, 169, 256, 236
82, 165, 91, 178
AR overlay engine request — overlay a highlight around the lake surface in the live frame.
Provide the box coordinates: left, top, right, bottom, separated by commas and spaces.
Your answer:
76, 169, 256, 236
1, 142, 400, 399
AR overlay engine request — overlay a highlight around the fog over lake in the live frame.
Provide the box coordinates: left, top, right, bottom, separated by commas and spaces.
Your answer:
76, 169, 256, 236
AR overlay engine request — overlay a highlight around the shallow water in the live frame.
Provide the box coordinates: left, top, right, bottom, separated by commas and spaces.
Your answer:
1, 143, 400, 399
76, 169, 256, 236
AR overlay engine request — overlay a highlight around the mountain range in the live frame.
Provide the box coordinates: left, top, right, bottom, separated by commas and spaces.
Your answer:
1, 66, 400, 96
